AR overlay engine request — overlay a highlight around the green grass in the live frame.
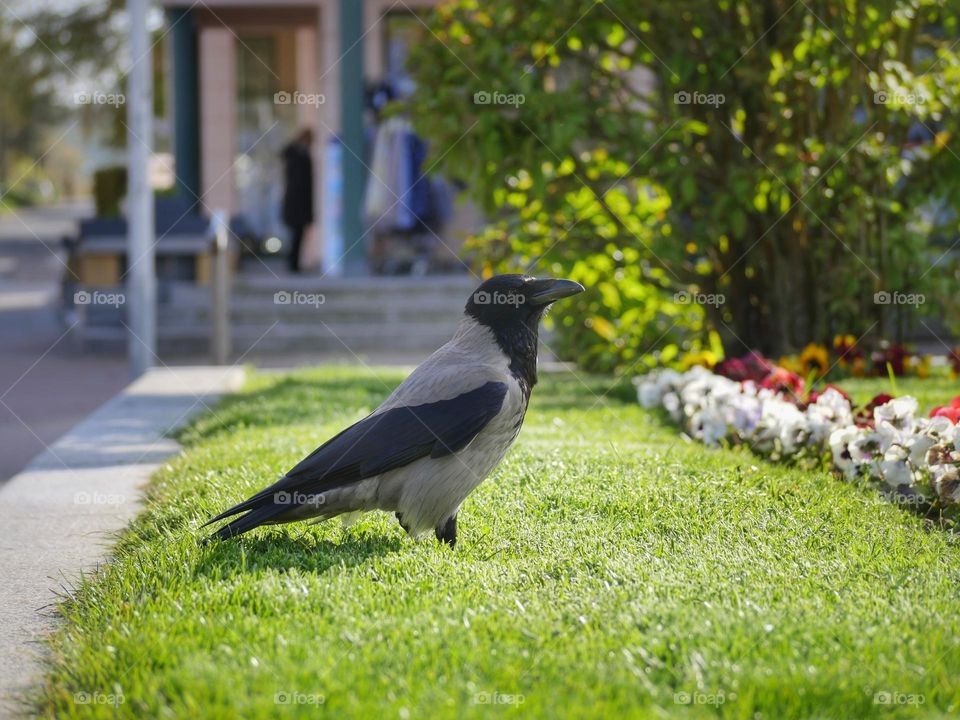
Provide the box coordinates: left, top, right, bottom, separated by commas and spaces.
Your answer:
838, 375, 958, 413
38, 367, 960, 719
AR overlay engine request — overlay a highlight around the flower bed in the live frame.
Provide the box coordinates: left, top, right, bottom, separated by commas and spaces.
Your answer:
637, 356, 960, 522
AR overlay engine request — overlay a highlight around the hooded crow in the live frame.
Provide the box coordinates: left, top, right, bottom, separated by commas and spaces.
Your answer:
204, 274, 584, 547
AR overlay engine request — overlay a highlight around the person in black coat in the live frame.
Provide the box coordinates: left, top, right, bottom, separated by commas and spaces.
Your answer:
281, 128, 315, 273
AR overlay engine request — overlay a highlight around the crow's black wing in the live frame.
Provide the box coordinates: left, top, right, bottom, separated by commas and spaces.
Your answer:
204, 381, 508, 539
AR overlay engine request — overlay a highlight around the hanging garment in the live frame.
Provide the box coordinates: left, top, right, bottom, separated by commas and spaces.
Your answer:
397, 131, 434, 232
362, 117, 443, 234
363, 117, 408, 230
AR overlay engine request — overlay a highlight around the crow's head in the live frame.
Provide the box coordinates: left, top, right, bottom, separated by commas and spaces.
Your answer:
465, 274, 584, 329
464, 274, 584, 390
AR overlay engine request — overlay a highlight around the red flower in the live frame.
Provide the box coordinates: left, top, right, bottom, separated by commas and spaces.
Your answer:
715, 351, 773, 383
871, 344, 908, 376
950, 348, 960, 375
866, 393, 894, 408
832, 335, 863, 363
931, 397, 960, 424
760, 367, 805, 399
931, 406, 960, 424
807, 383, 852, 404
854, 393, 895, 427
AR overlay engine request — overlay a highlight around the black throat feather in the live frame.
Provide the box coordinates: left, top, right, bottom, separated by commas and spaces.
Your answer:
488, 315, 541, 401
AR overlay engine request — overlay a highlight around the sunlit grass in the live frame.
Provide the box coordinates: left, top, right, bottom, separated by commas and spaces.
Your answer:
38, 368, 960, 718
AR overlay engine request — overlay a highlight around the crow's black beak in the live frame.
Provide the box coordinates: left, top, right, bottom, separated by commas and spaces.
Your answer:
528, 278, 585, 306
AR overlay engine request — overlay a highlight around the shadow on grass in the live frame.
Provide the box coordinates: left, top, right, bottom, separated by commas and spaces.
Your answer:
195, 529, 407, 577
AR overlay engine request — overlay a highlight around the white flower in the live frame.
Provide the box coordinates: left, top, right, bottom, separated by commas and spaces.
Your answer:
829, 426, 863, 478
729, 394, 762, 435
874, 396, 918, 430
691, 407, 728, 445
636, 364, 958, 506
663, 392, 680, 420
933, 467, 960, 504
906, 434, 937, 466
879, 444, 913, 487
636, 369, 682, 408
637, 381, 660, 409
805, 390, 853, 445
847, 430, 884, 478
775, 403, 808, 454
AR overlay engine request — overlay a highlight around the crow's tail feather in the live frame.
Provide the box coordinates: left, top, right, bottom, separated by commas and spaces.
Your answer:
203, 503, 290, 543
201, 481, 286, 528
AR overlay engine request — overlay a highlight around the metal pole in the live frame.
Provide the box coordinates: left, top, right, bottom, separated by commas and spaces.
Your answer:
168, 6, 200, 202
127, 0, 156, 378
338, 0, 365, 272
210, 211, 231, 364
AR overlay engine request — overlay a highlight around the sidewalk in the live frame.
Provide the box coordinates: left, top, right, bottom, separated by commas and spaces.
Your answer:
0, 366, 244, 718
0, 200, 130, 484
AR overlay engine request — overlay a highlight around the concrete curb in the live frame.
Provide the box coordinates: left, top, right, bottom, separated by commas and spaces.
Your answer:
0, 366, 245, 717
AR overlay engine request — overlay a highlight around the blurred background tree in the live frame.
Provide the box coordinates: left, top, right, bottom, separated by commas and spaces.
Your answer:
407, 0, 960, 371
0, 0, 127, 206
0, 15, 58, 205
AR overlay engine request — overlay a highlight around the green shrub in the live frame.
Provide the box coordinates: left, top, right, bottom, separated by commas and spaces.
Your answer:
408, 0, 960, 370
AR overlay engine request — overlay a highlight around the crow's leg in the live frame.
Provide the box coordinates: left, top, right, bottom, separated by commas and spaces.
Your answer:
395, 512, 412, 535
435, 514, 457, 548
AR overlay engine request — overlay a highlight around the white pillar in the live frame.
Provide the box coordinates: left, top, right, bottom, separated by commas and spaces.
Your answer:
199, 27, 237, 214
126, 0, 156, 378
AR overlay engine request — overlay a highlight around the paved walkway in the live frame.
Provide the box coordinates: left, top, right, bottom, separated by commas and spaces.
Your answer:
0, 201, 130, 484
0, 365, 244, 718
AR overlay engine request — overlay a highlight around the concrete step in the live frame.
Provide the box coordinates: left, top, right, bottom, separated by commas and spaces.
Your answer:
79, 274, 480, 358
233, 273, 476, 292
232, 322, 457, 355
226, 301, 464, 325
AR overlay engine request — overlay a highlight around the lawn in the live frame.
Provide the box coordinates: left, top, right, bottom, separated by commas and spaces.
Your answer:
39, 367, 960, 718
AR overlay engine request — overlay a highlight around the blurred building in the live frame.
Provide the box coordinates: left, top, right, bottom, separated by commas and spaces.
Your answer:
68, 0, 484, 361
162, 0, 481, 276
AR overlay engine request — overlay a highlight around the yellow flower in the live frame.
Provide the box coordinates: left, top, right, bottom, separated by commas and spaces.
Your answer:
778, 355, 802, 374
833, 334, 857, 367
851, 357, 867, 378
680, 350, 718, 370
799, 343, 830, 378
908, 355, 931, 379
